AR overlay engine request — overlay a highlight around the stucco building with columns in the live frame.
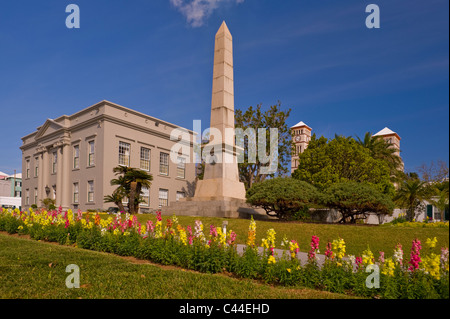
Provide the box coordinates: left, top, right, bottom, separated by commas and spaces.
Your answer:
20, 100, 196, 212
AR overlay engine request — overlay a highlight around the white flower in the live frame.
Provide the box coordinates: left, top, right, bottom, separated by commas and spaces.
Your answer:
348, 255, 356, 264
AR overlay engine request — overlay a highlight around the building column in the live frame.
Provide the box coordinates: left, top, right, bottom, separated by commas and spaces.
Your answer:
56, 146, 63, 207
36, 149, 44, 204
61, 143, 71, 210
41, 149, 49, 201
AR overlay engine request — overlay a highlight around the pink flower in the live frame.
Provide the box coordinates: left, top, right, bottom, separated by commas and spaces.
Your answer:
77, 209, 82, 221
156, 211, 162, 222
325, 242, 334, 259
379, 251, 385, 264
146, 220, 154, 234
308, 235, 320, 261
210, 224, 218, 237
187, 225, 193, 245
227, 231, 237, 246
408, 239, 422, 271
355, 256, 363, 269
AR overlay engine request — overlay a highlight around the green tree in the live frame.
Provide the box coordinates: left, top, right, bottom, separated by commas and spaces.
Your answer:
393, 175, 430, 221
235, 102, 292, 189
41, 198, 56, 211
428, 180, 449, 221
106, 166, 153, 214
245, 177, 320, 220
321, 181, 395, 224
292, 134, 395, 196
103, 189, 127, 213
356, 132, 403, 182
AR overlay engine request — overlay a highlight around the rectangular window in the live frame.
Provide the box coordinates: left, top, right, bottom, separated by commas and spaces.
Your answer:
34, 157, 39, 177
141, 186, 150, 207
140, 147, 151, 171
73, 145, 80, 169
176, 191, 185, 202
87, 180, 94, 202
73, 182, 79, 203
159, 152, 169, 176
26, 160, 30, 178
26, 189, 29, 205
52, 152, 57, 174
177, 156, 186, 179
158, 189, 168, 208
88, 141, 95, 166
34, 188, 38, 204
119, 141, 131, 166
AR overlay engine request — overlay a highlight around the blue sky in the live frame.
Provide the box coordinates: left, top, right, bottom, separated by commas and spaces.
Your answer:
0, 0, 448, 175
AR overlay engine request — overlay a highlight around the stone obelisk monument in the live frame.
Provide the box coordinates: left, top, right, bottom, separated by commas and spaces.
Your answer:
194, 21, 246, 201
162, 21, 247, 218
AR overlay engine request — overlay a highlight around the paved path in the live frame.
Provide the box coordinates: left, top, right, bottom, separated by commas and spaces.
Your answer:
235, 244, 327, 266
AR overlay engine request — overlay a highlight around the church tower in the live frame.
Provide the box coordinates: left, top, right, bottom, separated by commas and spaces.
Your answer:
373, 127, 403, 171
291, 121, 312, 173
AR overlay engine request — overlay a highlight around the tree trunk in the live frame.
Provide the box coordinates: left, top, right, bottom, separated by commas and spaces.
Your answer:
129, 182, 137, 214
115, 200, 126, 213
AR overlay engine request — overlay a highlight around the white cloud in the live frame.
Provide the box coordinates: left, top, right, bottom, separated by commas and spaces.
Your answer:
170, 0, 243, 27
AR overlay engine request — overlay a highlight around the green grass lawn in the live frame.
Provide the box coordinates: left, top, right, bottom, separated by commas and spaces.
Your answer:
136, 214, 449, 257
0, 233, 354, 299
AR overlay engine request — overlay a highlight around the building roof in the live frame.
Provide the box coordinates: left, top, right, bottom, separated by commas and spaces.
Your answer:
0, 172, 22, 179
373, 127, 401, 139
291, 121, 312, 130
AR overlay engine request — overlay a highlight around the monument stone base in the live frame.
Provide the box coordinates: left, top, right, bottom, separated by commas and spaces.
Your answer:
161, 197, 274, 220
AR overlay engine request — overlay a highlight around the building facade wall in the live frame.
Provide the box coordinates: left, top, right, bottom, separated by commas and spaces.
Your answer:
20, 100, 196, 213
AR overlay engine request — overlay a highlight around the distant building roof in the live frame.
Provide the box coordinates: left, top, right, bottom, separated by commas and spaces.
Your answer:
7, 173, 22, 179
0, 172, 22, 180
0, 171, 9, 179
373, 127, 401, 139
291, 121, 312, 130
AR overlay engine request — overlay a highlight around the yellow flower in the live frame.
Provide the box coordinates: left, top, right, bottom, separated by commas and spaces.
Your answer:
362, 247, 374, 265
332, 238, 346, 260
268, 255, 276, 264
425, 237, 438, 248
422, 253, 441, 280
286, 268, 291, 273
247, 216, 256, 247
382, 258, 395, 277
217, 227, 226, 246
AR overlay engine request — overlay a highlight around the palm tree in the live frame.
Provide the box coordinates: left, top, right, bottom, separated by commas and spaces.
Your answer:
356, 132, 403, 182
394, 175, 429, 221
428, 181, 449, 221
124, 168, 153, 214
106, 166, 153, 214
104, 189, 126, 213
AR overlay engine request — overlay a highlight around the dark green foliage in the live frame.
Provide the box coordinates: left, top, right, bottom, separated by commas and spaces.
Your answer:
246, 177, 320, 219
321, 182, 395, 223
292, 134, 395, 197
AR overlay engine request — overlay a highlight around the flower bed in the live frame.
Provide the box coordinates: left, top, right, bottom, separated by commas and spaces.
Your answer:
0, 207, 448, 299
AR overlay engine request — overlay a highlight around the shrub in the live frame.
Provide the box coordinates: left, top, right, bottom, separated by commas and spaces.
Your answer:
246, 177, 320, 220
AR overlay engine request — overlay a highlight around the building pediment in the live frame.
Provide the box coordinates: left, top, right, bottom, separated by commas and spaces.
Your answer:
35, 119, 65, 140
